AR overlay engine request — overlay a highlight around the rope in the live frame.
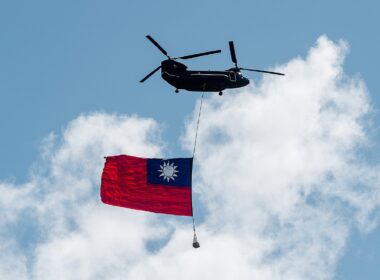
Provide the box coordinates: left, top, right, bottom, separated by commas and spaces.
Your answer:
191, 92, 204, 248
192, 215, 199, 248
192, 92, 205, 158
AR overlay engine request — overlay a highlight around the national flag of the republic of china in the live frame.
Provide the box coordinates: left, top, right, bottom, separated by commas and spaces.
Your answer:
101, 155, 193, 216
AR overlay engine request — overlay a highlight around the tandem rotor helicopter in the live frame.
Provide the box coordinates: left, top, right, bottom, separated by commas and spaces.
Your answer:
140, 35, 285, 96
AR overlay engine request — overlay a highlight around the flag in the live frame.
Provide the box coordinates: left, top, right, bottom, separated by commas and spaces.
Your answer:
101, 155, 193, 216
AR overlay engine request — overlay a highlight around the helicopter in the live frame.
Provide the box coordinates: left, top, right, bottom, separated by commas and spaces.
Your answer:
140, 35, 284, 96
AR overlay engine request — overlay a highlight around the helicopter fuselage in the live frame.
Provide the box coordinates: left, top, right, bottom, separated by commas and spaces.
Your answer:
160, 59, 249, 92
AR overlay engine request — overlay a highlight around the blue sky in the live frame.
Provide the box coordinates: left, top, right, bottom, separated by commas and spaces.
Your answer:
1, 1, 380, 279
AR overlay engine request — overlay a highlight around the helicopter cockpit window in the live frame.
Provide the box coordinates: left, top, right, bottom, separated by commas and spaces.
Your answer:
229, 72, 236, 82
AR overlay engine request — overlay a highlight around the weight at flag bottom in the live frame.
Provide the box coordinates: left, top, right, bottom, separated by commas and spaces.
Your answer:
101, 155, 193, 216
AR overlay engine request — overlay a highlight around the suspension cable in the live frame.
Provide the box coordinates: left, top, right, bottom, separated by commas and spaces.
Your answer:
191, 92, 204, 248
192, 92, 205, 158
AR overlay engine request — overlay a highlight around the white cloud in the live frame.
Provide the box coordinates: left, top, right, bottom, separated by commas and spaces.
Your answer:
0, 240, 28, 280
0, 113, 167, 280
181, 35, 380, 279
1, 36, 379, 280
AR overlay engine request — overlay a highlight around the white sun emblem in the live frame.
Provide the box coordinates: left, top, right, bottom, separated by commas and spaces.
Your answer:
158, 161, 179, 182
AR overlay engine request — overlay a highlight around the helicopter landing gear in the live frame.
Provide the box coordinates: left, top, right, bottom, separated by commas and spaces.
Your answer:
219, 91, 223, 96
175, 89, 179, 93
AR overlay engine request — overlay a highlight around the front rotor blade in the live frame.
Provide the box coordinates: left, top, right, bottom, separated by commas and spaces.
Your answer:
140, 66, 161, 83
146, 35, 169, 57
178, 50, 221, 60
229, 41, 237, 66
241, 68, 285, 76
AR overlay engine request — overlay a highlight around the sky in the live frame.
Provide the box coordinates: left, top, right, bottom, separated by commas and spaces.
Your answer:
1, 1, 380, 279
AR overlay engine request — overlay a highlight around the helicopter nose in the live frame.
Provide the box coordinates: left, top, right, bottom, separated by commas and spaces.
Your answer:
244, 78, 250, 86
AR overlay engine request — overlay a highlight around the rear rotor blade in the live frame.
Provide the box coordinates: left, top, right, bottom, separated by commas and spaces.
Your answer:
240, 67, 285, 76
229, 41, 237, 67
177, 49, 221, 60
140, 66, 161, 83
146, 35, 169, 58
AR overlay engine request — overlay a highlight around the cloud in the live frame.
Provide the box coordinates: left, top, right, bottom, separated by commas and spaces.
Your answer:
1, 36, 379, 279
181, 36, 380, 279
0, 113, 167, 279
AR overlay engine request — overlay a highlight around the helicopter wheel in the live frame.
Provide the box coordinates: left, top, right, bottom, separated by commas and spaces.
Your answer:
175, 89, 179, 93
219, 91, 223, 96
